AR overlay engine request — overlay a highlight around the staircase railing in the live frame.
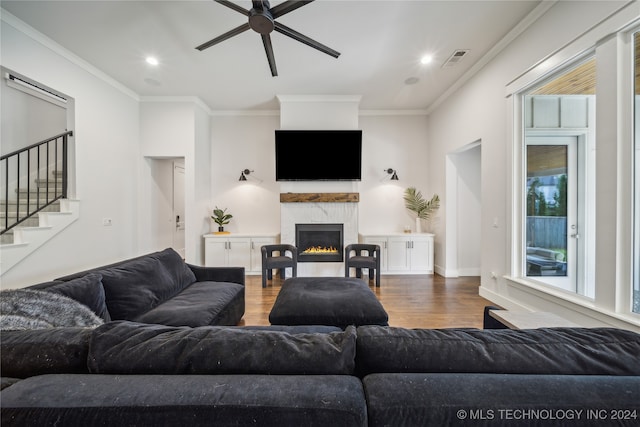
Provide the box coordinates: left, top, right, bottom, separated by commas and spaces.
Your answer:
1, 131, 73, 235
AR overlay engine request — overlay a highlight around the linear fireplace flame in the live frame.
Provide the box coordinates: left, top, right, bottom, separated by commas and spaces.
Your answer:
302, 246, 339, 254
295, 223, 344, 263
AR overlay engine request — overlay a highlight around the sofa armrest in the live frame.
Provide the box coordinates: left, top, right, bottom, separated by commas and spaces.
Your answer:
187, 264, 245, 286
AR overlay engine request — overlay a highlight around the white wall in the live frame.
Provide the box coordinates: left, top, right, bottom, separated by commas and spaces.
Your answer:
207, 112, 431, 238
139, 99, 211, 265
0, 68, 67, 155
427, 1, 636, 328
209, 114, 282, 235
1, 16, 140, 287
358, 114, 430, 234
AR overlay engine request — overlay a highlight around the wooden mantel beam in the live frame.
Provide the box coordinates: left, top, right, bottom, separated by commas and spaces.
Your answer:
280, 193, 359, 203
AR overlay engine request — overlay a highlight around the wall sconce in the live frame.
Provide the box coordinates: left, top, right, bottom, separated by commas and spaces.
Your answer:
239, 169, 253, 181
384, 168, 399, 180
238, 168, 262, 183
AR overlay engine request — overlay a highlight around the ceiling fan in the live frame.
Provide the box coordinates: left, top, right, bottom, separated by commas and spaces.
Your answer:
196, 0, 340, 76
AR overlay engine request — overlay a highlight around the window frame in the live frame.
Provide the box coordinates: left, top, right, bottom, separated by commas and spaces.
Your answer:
504, 7, 640, 328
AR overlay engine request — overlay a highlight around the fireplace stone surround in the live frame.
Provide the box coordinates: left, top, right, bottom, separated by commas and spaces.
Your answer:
280, 193, 358, 277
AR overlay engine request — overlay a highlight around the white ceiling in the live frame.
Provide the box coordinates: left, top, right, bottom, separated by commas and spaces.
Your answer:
1, 0, 542, 111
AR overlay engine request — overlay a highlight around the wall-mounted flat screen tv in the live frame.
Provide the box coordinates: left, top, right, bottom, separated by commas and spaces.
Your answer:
275, 130, 362, 181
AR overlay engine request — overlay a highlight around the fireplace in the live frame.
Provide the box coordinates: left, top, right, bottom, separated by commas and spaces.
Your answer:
295, 223, 344, 263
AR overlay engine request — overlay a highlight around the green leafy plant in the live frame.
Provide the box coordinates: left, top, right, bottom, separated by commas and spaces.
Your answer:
211, 206, 233, 227
403, 187, 440, 220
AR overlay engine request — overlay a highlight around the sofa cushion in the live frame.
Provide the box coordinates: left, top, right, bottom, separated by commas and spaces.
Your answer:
88, 321, 357, 375
363, 373, 640, 427
133, 281, 244, 327
0, 374, 367, 427
0, 328, 92, 378
44, 273, 111, 322
356, 326, 640, 376
99, 248, 196, 320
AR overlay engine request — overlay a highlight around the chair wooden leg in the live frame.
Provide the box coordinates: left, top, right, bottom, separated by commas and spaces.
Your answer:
262, 269, 267, 288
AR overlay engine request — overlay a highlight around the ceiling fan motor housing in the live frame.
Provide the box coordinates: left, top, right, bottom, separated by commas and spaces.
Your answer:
249, 6, 275, 34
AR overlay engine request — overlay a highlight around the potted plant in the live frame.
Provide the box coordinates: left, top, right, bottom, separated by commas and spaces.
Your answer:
403, 187, 440, 233
212, 206, 233, 233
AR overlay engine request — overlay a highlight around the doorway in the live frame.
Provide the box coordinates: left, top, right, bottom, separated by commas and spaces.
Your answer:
173, 162, 185, 258
525, 136, 584, 293
148, 157, 185, 257
445, 141, 481, 277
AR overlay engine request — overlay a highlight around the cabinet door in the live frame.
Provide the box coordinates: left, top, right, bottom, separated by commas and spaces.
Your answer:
387, 236, 411, 271
361, 236, 388, 272
410, 236, 434, 273
249, 237, 277, 273
204, 239, 228, 267
226, 237, 251, 270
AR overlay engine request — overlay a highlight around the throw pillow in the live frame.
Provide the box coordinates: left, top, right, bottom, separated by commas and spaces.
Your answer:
44, 273, 111, 321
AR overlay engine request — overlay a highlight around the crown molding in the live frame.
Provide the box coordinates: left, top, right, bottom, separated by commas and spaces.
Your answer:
1, 8, 139, 102
425, 0, 557, 115
276, 95, 362, 104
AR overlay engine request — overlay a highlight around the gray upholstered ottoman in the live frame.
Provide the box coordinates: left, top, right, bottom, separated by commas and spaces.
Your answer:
269, 277, 389, 328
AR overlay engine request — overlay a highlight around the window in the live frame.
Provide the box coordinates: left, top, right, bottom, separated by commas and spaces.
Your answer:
507, 5, 640, 328
522, 58, 595, 297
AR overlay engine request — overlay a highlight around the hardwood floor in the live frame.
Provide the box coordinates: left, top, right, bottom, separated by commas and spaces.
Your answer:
240, 274, 494, 329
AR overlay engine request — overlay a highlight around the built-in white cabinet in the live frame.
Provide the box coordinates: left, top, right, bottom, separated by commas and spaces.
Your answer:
360, 233, 434, 274
203, 234, 278, 274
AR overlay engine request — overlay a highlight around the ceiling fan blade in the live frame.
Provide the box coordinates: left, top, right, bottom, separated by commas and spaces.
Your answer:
195, 22, 251, 51
261, 34, 278, 77
270, 0, 314, 19
215, 0, 250, 16
274, 22, 340, 58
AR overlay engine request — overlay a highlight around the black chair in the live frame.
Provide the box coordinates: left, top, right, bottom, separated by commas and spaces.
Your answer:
261, 244, 298, 288
344, 244, 381, 287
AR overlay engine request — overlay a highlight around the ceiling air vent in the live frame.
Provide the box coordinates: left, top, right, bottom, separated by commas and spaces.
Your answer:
442, 49, 469, 68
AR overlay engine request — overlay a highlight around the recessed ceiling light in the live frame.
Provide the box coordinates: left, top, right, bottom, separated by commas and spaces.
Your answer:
145, 56, 159, 66
420, 55, 433, 65
404, 77, 420, 85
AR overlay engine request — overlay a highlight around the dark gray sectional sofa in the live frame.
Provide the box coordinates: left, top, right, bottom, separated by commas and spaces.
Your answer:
28, 247, 246, 327
1, 248, 639, 426
2, 323, 639, 426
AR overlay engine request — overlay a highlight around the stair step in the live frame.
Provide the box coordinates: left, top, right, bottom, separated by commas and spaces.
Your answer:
0, 199, 62, 209
0, 216, 40, 227
1, 231, 14, 244
0, 207, 59, 219
15, 189, 63, 198
34, 178, 64, 187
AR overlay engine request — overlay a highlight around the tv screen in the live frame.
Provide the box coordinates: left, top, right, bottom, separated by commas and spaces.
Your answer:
275, 130, 362, 181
